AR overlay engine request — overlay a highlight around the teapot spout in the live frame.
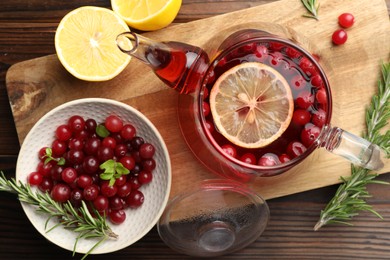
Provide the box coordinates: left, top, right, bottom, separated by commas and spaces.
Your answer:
116, 32, 210, 94
117, 32, 171, 69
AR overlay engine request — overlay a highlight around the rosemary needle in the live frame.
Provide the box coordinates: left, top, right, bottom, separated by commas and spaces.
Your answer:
0, 172, 118, 259
301, 0, 320, 20
315, 62, 390, 230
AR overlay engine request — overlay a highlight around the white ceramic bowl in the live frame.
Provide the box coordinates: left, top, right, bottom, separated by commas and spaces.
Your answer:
16, 98, 171, 255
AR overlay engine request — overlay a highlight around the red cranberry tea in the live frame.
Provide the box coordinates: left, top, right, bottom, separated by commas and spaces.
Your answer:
202, 40, 329, 167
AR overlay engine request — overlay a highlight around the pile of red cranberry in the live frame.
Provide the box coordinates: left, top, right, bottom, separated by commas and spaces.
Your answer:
27, 114, 157, 225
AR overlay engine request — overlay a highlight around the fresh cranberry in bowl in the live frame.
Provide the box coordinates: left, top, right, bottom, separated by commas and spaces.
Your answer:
16, 98, 171, 255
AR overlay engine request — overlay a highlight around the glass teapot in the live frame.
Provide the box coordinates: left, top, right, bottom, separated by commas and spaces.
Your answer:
116, 29, 386, 181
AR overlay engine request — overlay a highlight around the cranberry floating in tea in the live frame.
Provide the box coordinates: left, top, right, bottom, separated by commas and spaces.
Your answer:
116, 29, 386, 181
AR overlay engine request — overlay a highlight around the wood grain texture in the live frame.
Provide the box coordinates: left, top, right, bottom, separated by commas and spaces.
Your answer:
5, 0, 390, 201
1, 0, 390, 259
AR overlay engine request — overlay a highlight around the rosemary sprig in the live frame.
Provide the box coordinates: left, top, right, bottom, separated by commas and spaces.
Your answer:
0, 171, 118, 259
314, 62, 390, 231
300, 0, 320, 20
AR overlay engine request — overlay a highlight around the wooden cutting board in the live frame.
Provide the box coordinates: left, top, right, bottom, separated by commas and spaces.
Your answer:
5, 0, 390, 200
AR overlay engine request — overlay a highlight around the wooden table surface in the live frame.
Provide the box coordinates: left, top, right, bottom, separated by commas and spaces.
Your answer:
1, 0, 390, 259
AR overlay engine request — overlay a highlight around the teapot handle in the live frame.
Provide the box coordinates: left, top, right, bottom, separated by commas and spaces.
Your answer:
319, 125, 386, 170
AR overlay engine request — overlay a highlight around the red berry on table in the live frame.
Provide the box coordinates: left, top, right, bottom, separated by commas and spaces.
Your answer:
338, 13, 355, 28
332, 29, 348, 45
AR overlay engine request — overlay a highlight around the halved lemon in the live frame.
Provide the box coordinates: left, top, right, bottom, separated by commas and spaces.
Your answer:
111, 0, 182, 31
209, 62, 294, 149
55, 6, 131, 81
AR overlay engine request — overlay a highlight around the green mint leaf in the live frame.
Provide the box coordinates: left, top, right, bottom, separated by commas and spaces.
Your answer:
116, 162, 130, 175
109, 178, 116, 187
100, 159, 116, 171
57, 157, 66, 166
100, 173, 113, 180
44, 157, 52, 165
96, 124, 110, 138
45, 147, 52, 157
100, 160, 130, 186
